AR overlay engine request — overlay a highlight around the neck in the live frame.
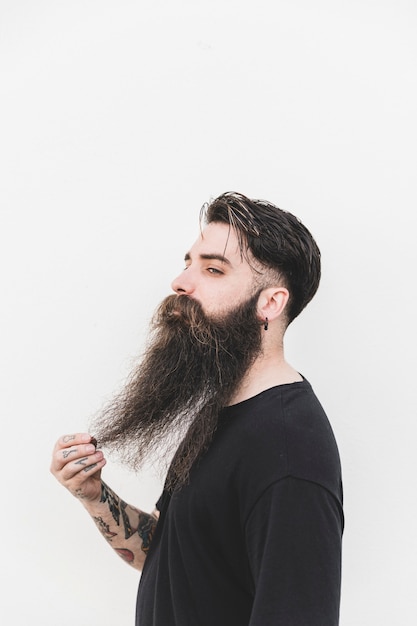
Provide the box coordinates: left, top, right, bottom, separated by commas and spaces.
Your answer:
229, 341, 302, 405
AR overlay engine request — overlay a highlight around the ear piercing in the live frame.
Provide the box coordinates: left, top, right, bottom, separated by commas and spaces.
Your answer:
264, 317, 269, 331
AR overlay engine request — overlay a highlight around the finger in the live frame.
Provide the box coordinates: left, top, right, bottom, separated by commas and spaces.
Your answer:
52, 440, 102, 474
59, 449, 106, 484
54, 433, 94, 452
72, 453, 105, 477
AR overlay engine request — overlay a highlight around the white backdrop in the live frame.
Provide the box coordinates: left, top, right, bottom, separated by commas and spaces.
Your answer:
1, 1, 416, 624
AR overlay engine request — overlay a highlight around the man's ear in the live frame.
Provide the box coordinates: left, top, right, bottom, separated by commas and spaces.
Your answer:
257, 287, 289, 322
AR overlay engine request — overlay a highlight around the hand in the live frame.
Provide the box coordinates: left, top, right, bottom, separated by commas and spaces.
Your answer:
50, 433, 107, 503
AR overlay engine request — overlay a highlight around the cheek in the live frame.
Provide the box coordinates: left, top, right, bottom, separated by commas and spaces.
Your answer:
200, 276, 256, 315
198, 294, 225, 317
202, 291, 241, 317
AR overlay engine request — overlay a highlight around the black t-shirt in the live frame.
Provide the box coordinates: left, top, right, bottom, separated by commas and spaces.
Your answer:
136, 379, 344, 625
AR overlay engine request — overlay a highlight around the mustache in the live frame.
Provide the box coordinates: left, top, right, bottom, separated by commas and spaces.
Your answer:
152, 294, 238, 359
157, 293, 199, 319
155, 294, 220, 334
152, 295, 250, 346
155, 294, 209, 334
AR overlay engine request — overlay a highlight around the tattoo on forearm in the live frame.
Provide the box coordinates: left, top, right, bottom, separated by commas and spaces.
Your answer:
93, 515, 117, 540
121, 501, 136, 539
137, 513, 157, 554
100, 482, 121, 525
93, 513, 136, 563
99, 482, 157, 554
115, 548, 135, 563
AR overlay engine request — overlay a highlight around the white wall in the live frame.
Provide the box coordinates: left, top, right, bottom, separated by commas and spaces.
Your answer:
1, 1, 416, 624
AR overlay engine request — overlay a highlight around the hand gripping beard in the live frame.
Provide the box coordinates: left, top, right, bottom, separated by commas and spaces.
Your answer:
90, 291, 264, 491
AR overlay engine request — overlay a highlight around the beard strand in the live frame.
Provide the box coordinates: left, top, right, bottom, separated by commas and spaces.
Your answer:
90, 292, 263, 491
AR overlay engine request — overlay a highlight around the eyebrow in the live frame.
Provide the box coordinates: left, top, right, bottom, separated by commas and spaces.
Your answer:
184, 252, 232, 266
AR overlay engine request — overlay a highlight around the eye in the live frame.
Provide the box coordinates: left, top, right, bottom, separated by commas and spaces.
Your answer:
207, 267, 223, 275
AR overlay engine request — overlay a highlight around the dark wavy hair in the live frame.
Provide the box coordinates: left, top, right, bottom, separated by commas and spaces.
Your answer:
202, 191, 321, 324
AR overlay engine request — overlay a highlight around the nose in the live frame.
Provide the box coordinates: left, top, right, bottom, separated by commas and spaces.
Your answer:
171, 268, 196, 295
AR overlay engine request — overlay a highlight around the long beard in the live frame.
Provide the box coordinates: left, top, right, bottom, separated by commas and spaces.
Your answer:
90, 291, 263, 491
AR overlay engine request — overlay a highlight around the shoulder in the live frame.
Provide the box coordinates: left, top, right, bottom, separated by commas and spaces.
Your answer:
219, 379, 342, 504
222, 379, 335, 454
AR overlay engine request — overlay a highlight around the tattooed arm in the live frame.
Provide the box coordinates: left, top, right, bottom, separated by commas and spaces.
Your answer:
50, 432, 159, 571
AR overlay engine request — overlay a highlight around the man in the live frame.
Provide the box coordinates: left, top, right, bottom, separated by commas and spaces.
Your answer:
51, 191, 343, 625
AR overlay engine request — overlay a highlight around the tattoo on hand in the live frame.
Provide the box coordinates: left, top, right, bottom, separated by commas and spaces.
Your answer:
63, 435, 76, 443
73, 456, 97, 473
63, 449, 77, 459
83, 463, 97, 473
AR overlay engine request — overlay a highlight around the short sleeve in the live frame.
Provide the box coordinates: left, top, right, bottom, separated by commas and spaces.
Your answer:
245, 476, 344, 626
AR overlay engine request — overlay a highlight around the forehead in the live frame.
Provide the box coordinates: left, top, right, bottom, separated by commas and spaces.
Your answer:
187, 222, 244, 263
